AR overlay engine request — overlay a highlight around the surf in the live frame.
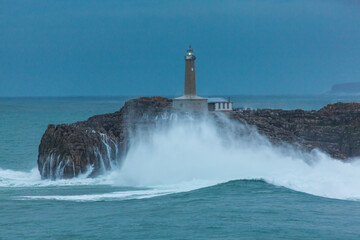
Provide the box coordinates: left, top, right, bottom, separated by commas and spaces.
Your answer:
111, 114, 360, 201
2, 113, 360, 201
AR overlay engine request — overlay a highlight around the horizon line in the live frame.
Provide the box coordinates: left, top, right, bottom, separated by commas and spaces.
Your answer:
0, 93, 351, 99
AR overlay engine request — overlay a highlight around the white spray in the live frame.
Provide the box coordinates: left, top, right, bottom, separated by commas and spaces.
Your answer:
110, 114, 360, 200
3, 113, 360, 201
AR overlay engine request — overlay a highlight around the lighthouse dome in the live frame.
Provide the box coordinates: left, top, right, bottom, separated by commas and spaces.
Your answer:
185, 45, 196, 60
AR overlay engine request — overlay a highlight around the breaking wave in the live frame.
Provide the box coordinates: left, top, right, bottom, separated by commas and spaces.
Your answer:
110, 114, 360, 200
2, 113, 360, 201
0, 167, 110, 187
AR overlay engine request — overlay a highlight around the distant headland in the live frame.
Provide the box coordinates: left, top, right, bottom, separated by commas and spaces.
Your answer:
326, 82, 360, 96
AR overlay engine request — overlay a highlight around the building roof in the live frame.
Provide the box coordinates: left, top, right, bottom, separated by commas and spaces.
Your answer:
207, 97, 229, 103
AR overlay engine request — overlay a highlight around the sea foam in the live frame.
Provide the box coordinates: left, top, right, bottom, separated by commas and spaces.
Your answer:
3, 113, 360, 201
111, 114, 360, 200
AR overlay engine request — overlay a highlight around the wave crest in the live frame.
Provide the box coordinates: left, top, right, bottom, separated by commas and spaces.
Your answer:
2, 114, 360, 201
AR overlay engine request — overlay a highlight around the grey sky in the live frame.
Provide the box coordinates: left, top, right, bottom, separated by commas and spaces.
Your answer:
1, 0, 360, 97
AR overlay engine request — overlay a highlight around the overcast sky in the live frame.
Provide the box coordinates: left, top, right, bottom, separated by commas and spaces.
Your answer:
1, 0, 360, 97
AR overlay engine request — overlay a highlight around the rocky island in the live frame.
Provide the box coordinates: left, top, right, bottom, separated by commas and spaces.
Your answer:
38, 96, 360, 180
37, 46, 360, 180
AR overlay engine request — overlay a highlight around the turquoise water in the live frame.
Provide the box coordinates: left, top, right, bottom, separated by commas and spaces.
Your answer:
1, 96, 360, 239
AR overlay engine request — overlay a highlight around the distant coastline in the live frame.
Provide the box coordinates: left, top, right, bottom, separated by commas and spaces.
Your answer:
325, 82, 360, 96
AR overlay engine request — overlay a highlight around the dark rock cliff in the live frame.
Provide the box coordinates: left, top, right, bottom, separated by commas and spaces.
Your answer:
38, 98, 360, 180
229, 102, 360, 160
37, 97, 172, 179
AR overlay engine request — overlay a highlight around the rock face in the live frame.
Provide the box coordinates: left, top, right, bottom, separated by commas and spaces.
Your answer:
229, 102, 360, 160
38, 98, 360, 180
37, 97, 172, 179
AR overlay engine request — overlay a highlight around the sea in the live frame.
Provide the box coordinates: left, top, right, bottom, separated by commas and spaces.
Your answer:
1, 95, 360, 240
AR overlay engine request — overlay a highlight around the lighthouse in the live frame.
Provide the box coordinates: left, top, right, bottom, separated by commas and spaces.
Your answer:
184, 45, 196, 96
172, 46, 208, 112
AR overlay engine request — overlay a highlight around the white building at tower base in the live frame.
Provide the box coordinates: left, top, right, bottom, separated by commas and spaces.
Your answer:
172, 95, 208, 113
207, 97, 233, 111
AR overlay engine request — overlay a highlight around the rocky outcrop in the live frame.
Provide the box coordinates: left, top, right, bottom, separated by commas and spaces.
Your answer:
37, 97, 172, 179
229, 102, 360, 160
38, 98, 360, 180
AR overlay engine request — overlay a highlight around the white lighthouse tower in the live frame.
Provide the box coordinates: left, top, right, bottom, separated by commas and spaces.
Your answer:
172, 46, 208, 112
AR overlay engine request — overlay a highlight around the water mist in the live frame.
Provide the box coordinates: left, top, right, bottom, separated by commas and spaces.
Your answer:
111, 113, 360, 200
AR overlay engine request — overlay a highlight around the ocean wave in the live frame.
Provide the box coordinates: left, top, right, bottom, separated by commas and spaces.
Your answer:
0, 167, 111, 187
110, 116, 360, 201
3, 115, 360, 201
17, 179, 216, 202
19, 189, 174, 202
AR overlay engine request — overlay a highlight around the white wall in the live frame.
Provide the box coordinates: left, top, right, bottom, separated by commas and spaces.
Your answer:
212, 102, 233, 111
